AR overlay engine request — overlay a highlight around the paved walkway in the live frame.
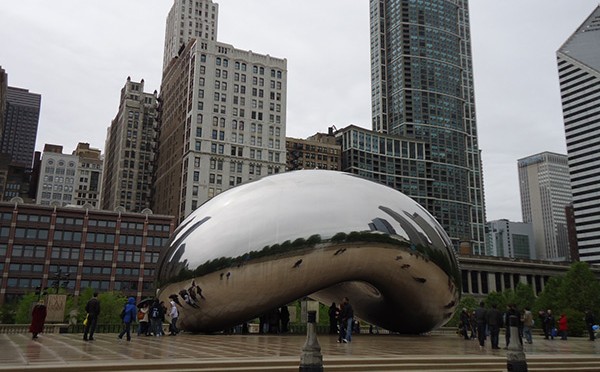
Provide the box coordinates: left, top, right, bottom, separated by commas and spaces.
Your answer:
0, 332, 598, 370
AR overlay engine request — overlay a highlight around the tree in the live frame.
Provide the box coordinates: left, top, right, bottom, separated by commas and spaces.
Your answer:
534, 276, 563, 315
446, 295, 478, 327
485, 291, 506, 311
534, 262, 600, 337
74, 289, 128, 324
512, 283, 536, 310
557, 261, 600, 313
14, 292, 38, 324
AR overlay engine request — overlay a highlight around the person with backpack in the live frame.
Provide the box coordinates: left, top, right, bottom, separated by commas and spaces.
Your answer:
149, 299, 163, 336
137, 303, 149, 336
117, 297, 137, 341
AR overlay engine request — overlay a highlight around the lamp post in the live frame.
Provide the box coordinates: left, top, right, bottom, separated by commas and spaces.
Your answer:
506, 315, 528, 371
51, 269, 70, 294
299, 310, 323, 372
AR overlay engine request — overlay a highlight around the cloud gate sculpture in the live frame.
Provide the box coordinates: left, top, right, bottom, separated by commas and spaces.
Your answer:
156, 170, 460, 334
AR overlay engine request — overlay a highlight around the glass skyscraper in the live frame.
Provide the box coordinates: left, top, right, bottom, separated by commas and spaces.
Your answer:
557, 6, 600, 263
369, 0, 486, 252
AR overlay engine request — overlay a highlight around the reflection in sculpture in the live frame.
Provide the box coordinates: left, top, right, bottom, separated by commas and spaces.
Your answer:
156, 170, 460, 334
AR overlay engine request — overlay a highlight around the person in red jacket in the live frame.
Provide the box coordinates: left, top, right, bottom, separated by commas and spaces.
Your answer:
29, 300, 47, 340
558, 313, 568, 340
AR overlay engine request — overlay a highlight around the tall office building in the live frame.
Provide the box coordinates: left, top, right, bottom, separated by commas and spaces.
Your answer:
162, 0, 219, 71
37, 143, 103, 208
0, 67, 7, 144
154, 1, 287, 223
518, 152, 572, 261
369, 0, 486, 252
557, 6, 600, 263
101, 78, 158, 213
486, 219, 535, 259
0, 86, 41, 167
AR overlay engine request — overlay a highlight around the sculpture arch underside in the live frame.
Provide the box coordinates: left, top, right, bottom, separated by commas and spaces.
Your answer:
159, 241, 458, 334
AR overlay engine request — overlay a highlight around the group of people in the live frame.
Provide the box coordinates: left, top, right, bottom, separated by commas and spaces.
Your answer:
461, 302, 598, 350
328, 297, 355, 343
460, 302, 536, 349
258, 306, 290, 334
80, 292, 180, 342
117, 298, 180, 341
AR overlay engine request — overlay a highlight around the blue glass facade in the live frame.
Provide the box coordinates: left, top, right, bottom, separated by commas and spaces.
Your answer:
370, 0, 485, 253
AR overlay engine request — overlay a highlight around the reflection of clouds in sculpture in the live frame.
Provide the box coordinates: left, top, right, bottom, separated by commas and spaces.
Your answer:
156, 170, 460, 334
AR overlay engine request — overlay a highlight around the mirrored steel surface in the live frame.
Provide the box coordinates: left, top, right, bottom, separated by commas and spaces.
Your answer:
156, 170, 460, 333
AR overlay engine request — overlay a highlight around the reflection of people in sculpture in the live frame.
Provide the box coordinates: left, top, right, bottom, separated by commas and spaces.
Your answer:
328, 302, 339, 334
29, 300, 47, 340
189, 280, 206, 301
179, 289, 199, 308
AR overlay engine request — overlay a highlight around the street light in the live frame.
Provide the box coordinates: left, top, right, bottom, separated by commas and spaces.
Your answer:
52, 269, 70, 294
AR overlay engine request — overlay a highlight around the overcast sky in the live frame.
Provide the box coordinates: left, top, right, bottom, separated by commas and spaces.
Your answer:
1, 1, 597, 222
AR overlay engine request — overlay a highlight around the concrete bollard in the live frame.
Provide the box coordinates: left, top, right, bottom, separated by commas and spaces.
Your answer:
299, 310, 323, 372
506, 315, 528, 372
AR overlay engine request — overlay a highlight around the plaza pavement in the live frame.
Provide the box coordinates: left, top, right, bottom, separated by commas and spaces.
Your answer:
0, 331, 599, 371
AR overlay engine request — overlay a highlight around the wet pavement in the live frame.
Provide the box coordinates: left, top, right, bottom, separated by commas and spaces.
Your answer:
0, 331, 599, 370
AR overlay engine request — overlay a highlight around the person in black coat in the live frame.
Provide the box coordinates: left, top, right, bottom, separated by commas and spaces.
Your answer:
329, 302, 339, 334
544, 309, 555, 340
83, 292, 100, 341
280, 306, 290, 333
459, 308, 470, 340
486, 303, 503, 349
585, 310, 595, 341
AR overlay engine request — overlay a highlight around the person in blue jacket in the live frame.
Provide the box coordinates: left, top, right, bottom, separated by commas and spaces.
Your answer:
118, 297, 137, 341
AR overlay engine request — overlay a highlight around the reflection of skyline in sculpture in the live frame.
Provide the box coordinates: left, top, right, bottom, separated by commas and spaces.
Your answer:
156, 170, 460, 334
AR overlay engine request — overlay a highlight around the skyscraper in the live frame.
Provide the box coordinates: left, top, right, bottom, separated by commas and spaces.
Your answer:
0, 67, 7, 145
557, 6, 600, 263
486, 219, 535, 260
0, 86, 41, 167
369, 0, 486, 252
101, 78, 157, 213
518, 152, 572, 261
162, 0, 219, 71
154, 1, 287, 223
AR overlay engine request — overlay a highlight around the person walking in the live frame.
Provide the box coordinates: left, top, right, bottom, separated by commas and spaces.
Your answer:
29, 299, 47, 340
168, 299, 179, 336
280, 306, 290, 333
459, 308, 470, 340
544, 309, 555, 340
504, 304, 519, 348
486, 303, 502, 349
474, 301, 487, 350
149, 299, 163, 336
83, 292, 100, 341
522, 307, 534, 344
337, 302, 346, 343
328, 302, 339, 334
137, 304, 149, 336
585, 310, 596, 341
558, 313, 568, 340
469, 310, 477, 339
118, 297, 137, 341
339, 297, 354, 343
